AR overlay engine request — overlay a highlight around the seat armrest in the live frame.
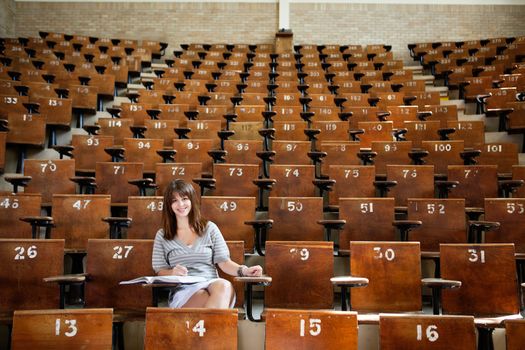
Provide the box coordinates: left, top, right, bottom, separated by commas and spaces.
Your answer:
234, 276, 272, 322
128, 178, 156, 196
422, 277, 462, 315
318, 219, 346, 241
208, 149, 227, 163
71, 176, 97, 194
357, 150, 377, 164
435, 180, 459, 197
192, 178, 216, 195
20, 216, 54, 239
331, 276, 369, 311
3, 174, 32, 193
157, 149, 176, 163
44, 273, 87, 284
408, 149, 429, 164
104, 146, 125, 162
393, 220, 423, 241
53, 145, 74, 159
313, 179, 336, 193
374, 180, 397, 196
245, 219, 273, 257
102, 216, 132, 239
499, 180, 524, 197
469, 220, 501, 243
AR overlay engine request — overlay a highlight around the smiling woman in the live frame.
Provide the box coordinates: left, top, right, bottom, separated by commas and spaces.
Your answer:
151, 179, 263, 309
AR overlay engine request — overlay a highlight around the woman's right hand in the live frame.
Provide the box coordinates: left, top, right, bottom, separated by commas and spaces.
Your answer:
171, 264, 188, 276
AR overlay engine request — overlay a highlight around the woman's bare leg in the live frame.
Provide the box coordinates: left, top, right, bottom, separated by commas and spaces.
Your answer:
182, 289, 210, 308
204, 279, 234, 309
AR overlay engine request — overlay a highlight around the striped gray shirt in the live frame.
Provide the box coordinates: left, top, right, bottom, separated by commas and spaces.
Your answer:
152, 221, 230, 280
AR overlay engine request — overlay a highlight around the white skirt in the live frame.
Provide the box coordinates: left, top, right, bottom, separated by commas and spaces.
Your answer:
168, 278, 236, 308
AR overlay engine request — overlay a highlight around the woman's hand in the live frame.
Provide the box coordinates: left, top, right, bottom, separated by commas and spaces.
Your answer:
242, 265, 263, 277
171, 264, 188, 276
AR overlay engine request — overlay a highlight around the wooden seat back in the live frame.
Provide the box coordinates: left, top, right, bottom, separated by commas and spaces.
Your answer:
6, 109, 46, 147
265, 309, 358, 350
97, 117, 134, 146
0, 129, 6, 172
173, 139, 214, 174
0, 193, 42, 238
484, 198, 525, 253
51, 194, 110, 251
11, 308, 113, 350
85, 239, 154, 310
350, 241, 422, 312
420, 140, 464, 175
379, 314, 476, 350
272, 141, 312, 165
265, 241, 334, 309
440, 243, 519, 317
403, 121, 441, 147
407, 199, 467, 252
223, 140, 263, 165
123, 138, 164, 174
447, 165, 498, 208
155, 162, 203, 196
144, 308, 238, 350
200, 196, 256, 253
23, 159, 76, 205
476, 143, 519, 175
355, 121, 394, 148
143, 119, 179, 147
126, 196, 163, 239
338, 198, 396, 253
0, 239, 64, 313
319, 142, 361, 175
95, 162, 143, 204
268, 197, 324, 241
269, 164, 316, 197
371, 141, 412, 176
211, 163, 260, 197
72, 135, 113, 173
446, 120, 485, 148
386, 165, 435, 207
512, 165, 525, 198
327, 165, 376, 206
505, 319, 525, 350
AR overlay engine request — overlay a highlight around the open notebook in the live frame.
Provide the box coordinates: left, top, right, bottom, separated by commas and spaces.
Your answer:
119, 275, 206, 285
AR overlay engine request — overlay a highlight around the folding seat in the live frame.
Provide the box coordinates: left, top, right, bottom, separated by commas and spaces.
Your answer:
371, 141, 412, 176
4, 158, 76, 206
268, 164, 319, 197
344, 106, 379, 129
446, 165, 498, 209
272, 105, 304, 123
119, 102, 157, 126
271, 140, 313, 165
70, 134, 113, 174
265, 309, 358, 350
386, 165, 435, 207
272, 120, 309, 142
311, 120, 351, 143
200, 163, 260, 199
318, 141, 361, 176
123, 196, 163, 239
325, 165, 376, 208
379, 314, 476, 350
345, 241, 423, 313
483, 198, 525, 254
419, 140, 465, 176
446, 120, 485, 148
336, 198, 399, 254
200, 196, 261, 254
266, 196, 324, 242
403, 120, 441, 147
505, 319, 525, 350
32, 94, 73, 147
11, 308, 113, 350
426, 244, 521, 350
144, 308, 238, 350
405, 198, 468, 253
121, 138, 164, 175
381, 105, 419, 128
94, 116, 134, 146
0, 193, 42, 239
173, 139, 215, 175
4, 101, 46, 172
46, 239, 155, 349
333, 79, 362, 94
222, 139, 264, 166
459, 76, 493, 101
506, 101, 525, 135
155, 162, 202, 196
476, 142, 519, 175
95, 162, 144, 204
420, 105, 459, 128
233, 105, 266, 123
237, 241, 334, 320
373, 92, 406, 110
352, 121, 394, 148
0, 239, 64, 317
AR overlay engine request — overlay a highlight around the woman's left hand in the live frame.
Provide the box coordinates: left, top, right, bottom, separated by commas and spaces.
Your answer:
242, 265, 263, 277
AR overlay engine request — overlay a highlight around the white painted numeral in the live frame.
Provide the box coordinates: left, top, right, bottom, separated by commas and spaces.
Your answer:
186, 320, 206, 337
416, 324, 439, 342
0, 198, 19, 209
360, 202, 374, 213
55, 319, 78, 337
228, 167, 243, 176
287, 201, 303, 212
402, 169, 417, 178
468, 249, 485, 263
219, 201, 237, 212
14, 245, 38, 260
299, 318, 322, 337
40, 161, 57, 173
146, 201, 163, 211
113, 245, 134, 259
86, 137, 99, 146
427, 203, 445, 214
285, 168, 300, 177
373, 247, 395, 261
72, 199, 91, 210
171, 166, 185, 176
506, 202, 525, 214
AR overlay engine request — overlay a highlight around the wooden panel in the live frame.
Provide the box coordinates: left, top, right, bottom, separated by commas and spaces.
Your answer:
327, 165, 376, 205
212, 163, 260, 198
407, 199, 467, 252
350, 241, 422, 312
123, 138, 164, 174
72, 135, 113, 173
51, 194, 110, 251
269, 165, 316, 197
386, 165, 435, 207
85, 239, 154, 309
0, 193, 42, 239
265, 241, 334, 309
447, 165, 498, 208
266, 309, 358, 350
506, 319, 525, 350
155, 162, 202, 196
126, 196, 163, 240
0, 239, 63, 312
144, 308, 237, 350
484, 198, 525, 253
24, 159, 76, 204
12, 308, 113, 350
200, 196, 256, 253
421, 140, 464, 175
512, 165, 525, 198
477, 143, 519, 175
380, 314, 476, 350
268, 197, 324, 241
95, 162, 143, 204
441, 244, 519, 317
371, 141, 412, 176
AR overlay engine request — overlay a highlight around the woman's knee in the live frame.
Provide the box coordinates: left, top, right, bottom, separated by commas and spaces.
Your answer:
208, 279, 234, 296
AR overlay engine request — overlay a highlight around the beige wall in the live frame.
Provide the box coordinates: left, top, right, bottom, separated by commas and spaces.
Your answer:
11, 1, 525, 63
291, 3, 525, 63
0, 0, 16, 37
15, 2, 279, 50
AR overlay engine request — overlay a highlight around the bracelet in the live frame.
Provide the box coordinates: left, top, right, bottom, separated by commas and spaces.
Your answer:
237, 265, 248, 277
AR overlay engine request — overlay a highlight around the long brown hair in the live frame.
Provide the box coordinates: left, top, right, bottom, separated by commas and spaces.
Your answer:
162, 180, 207, 240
